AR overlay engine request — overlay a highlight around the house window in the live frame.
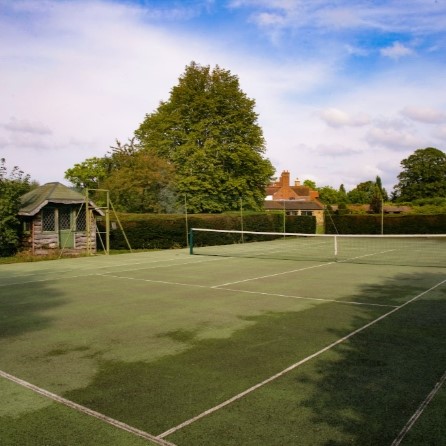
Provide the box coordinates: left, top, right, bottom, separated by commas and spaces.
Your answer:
301, 211, 313, 216
42, 208, 56, 232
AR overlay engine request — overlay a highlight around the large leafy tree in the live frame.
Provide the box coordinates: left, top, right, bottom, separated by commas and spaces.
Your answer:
135, 62, 274, 213
393, 147, 446, 201
102, 150, 175, 213
0, 158, 33, 256
348, 176, 388, 208
318, 186, 342, 205
64, 156, 108, 190
65, 139, 175, 212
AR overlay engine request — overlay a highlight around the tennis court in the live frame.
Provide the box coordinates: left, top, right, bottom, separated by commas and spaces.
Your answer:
1, 232, 445, 445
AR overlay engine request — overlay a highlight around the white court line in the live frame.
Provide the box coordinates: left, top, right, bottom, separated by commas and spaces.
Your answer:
0, 273, 100, 287
157, 278, 446, 439
337, 249, 396, 262
390, 369, 446, 446
96, 273, 211, 289
0, 256, 185, 279
0, 369, 177, 446
98, 273, 394, 309
0, 257, 225, 288
212, 261, 334, 288
220, 287, 399, 308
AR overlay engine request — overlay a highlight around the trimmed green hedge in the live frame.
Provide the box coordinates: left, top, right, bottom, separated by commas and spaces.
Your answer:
100, 212, 316, 250
325, 214, 446, 234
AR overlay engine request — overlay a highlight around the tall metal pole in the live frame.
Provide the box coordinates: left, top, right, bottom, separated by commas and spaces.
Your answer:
105, 190, 110, 255
240, 197, 244, 243
283, 200, 286, 236
85, 189, 91, 255
381, 197, 384, 235
185, 194, 189, 247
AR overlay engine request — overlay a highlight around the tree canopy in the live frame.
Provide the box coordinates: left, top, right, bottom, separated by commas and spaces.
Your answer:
65, 156, 108, 190
393, 147, 446, 201
135, 61, 274, 213
0, 159, 33, 256
64, 139, 175, 213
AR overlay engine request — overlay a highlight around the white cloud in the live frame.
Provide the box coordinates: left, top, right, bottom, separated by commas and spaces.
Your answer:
319, 108, 370, 128
228, 0, 446, 35
400, 106, 446, 124
2, 117, 52, 135
365, 127, 423, 150
380, 41, 414, 59
0, 0, 445, 195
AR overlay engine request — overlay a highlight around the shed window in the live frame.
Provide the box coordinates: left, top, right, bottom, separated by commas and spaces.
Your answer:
76, 208, 87, 231
59, 207, 72, 230
42, 208, 56, 232
23, 220, 32, 234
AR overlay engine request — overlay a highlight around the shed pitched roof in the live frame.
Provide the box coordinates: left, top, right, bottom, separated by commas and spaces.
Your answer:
18, 182, 103, 216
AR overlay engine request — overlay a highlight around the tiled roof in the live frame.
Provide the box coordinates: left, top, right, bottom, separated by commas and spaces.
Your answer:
19, 182, 103, 216
264, 200, 324, 211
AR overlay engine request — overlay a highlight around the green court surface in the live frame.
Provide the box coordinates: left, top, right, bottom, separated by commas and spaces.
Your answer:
0, 247, 445, 445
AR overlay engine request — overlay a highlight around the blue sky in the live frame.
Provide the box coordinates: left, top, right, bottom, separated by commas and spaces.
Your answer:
1, 0, 446, 193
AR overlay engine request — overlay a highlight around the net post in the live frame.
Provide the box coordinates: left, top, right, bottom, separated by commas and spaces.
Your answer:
189, 229, 194, 255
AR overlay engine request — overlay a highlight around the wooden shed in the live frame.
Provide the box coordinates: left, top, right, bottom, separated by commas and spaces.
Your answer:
18, 182, 104, 255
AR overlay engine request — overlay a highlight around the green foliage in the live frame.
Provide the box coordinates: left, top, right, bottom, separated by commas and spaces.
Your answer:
347, 177, 389, 206
325, 214, 446, 234
64, 157, 108, 189
65, 139, 176, 213
394, 147, 446, 201
101, 150, 175, 213
318, 185, 342, 204
347, 181, 375, 204
406, 197, 446, 214
135, 62, 274, 213
369, 184, 383, 214
0, 159, 32, 256
338, 184, 348, 203
103, 213, 315, 250
303, 179, 316, 189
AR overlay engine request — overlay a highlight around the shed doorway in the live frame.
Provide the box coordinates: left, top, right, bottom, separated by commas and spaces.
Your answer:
59, 206, 74, 248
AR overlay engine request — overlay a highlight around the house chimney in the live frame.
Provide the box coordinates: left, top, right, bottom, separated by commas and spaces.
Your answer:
294, 178, 301, 186
281, 170, 290, 186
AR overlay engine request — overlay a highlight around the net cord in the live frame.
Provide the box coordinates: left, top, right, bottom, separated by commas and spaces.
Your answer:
190, 228, 446, 239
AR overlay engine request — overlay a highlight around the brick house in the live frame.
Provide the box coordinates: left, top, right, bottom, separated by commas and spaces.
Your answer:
264, 171, 325, 226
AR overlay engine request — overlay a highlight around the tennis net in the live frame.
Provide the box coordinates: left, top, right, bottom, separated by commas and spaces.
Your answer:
189, 228, 446, 267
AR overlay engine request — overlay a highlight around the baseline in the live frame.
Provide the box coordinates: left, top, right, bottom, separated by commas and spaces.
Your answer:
0, 369, 176, 446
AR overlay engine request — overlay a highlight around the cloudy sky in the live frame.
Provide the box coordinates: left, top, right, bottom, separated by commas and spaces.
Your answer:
1, 0, 446, 193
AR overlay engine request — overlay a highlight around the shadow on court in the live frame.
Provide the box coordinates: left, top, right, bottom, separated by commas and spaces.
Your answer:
300, 271, 446, 445
1, 266, 445, 445
0, 279, 65, 339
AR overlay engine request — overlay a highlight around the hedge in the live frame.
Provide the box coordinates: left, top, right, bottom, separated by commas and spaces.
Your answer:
325, 214, 446, 235
99, 212, 316, 250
